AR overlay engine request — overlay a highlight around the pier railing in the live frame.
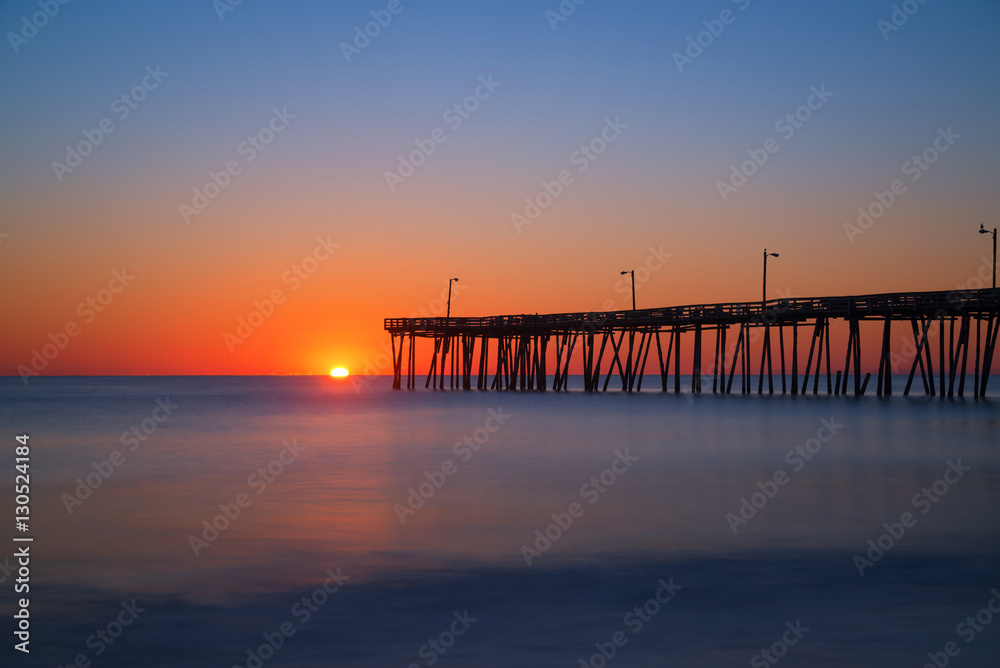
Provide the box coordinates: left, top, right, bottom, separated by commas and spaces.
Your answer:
386, 289, 1000, 332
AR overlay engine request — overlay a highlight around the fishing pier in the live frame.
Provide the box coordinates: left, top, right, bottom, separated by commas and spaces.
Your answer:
384, 289, 1000, 397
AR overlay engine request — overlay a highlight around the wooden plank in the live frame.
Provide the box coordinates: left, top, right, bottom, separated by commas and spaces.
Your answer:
656, 330, 666, 392
802, 320, 819, 395
552, 334, 566, 391
779, 325, 787, 394
885, 323, 894, 394
625, 330, 637, 392
726, 324, 744, 394
853, 320, 862, 396
636, 328, 654, 391
904, 317, 931, 396
593, 331, 610, 392
390, 334, 400, 389
824, 319, 833, 395
974, 317, 981, 397
757, 325, 767, 395
948, 316, 959, 397
584, 330, 595, 392
712, 325, 721, 394
840, 321, 853, 396
426, 337, 440, 389
924, 316, 936, 396
693, 324, 703, 394
767, 326, 775, 394
958, 315, 969, 397
791, 323, 799, 395
674, 326, 682, 394
562, 333, 579, 390
980, 315, 998, 397
909, 318, 929, 395
938, 315, 946, 396
604, 330, 627, 392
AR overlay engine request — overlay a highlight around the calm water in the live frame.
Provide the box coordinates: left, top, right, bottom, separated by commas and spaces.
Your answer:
1, 376, 998, 667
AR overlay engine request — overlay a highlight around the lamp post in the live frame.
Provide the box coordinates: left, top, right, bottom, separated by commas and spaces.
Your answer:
446, 277, 459, 318
763, 249, 779, 306
980, 224, 996, 289
620, 270, 635, 310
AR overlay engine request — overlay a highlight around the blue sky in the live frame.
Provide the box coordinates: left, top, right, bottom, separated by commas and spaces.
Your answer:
2, 0, 999, 373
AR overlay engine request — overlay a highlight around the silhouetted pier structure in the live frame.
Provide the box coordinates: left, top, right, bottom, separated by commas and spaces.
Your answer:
384, 289, 1000, 397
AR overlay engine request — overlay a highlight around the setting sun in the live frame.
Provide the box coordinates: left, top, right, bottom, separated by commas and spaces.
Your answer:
330, 367, 349, 377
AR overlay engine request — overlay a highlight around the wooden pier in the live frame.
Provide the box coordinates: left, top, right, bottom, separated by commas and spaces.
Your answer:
384, 289, 1000, 397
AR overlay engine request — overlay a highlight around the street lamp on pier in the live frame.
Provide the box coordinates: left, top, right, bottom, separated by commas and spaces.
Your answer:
980, 224, 996, 289
447, 277, 459, 318
763, 250, 779, 306
620, 270, 635, 310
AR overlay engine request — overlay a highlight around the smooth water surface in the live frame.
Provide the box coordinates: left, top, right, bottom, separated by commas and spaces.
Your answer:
1, 376, 998, 667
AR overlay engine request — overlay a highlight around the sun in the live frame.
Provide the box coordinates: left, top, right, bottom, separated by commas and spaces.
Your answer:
330, 367, 349, 377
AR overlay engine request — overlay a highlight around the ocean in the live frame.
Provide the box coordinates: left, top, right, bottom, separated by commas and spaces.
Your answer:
1, 376, 998, 667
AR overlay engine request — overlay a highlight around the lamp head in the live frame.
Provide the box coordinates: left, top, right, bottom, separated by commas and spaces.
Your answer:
451, 277, 459, 282
980, 224, 989, 234
620, 270, 628, 275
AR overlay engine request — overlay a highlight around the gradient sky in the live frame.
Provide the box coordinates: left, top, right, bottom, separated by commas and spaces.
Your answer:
2, 0, 998, 376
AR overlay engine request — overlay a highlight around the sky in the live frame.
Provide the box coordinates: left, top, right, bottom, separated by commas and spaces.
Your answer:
1, 0, 998, 377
